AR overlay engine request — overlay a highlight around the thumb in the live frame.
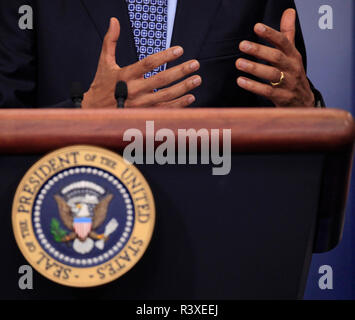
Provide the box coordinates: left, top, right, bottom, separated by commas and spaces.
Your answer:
280, 8, 296, 44
101, 18, 121, 64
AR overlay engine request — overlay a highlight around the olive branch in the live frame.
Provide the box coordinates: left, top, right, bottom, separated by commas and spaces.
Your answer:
50, 218, 68, 243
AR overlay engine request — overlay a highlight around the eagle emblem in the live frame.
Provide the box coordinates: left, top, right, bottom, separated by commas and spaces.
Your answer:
52, 181, 119, 254
12, 145, 156, 287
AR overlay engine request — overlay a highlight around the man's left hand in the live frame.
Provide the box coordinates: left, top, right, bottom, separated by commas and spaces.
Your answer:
236, 9, 315, 107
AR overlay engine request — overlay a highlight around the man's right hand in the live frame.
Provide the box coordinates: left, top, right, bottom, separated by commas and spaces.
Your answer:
82, 18, 201, 109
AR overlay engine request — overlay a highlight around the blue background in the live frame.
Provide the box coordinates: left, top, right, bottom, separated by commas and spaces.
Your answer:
295, 0, 354, 299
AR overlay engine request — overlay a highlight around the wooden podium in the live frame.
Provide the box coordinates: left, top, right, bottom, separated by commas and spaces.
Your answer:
0, 108, 354, 299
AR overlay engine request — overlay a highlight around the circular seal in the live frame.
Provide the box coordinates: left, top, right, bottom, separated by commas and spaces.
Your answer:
12, 145, 155, 287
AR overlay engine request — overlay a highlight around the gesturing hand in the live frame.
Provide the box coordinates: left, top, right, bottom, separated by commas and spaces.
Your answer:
82, 18, 201, 109
236, 9, 315, 108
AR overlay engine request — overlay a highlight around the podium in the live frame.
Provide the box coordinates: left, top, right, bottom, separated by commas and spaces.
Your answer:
0, 108, 354, 300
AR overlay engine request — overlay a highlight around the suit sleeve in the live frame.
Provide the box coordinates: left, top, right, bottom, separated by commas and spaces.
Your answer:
262, 0, 325, 107
0, 0, 76, 108
0, 0, 37, 107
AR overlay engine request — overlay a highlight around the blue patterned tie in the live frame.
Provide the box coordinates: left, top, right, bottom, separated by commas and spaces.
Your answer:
126, 0, 168, 78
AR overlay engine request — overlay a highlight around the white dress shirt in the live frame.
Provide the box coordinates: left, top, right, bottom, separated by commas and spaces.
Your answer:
167, 0, 178, 49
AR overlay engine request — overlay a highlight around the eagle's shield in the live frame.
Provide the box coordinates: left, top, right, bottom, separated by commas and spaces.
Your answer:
73, 218, 92, 240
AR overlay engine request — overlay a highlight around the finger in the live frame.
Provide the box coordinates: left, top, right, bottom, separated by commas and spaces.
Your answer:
149, 75, 202, 103
239, 41, 288, 69
281, 8, 296, 44
237, 76, 294, 105
155, 94, 196, 109
254, 23, 295, 55
236, 58, 282, 83
134, 60, 200, 93
237, 76, 277, 99
126, 46, 184, 79
130, 75, 202, 107
101, 17, 121, 64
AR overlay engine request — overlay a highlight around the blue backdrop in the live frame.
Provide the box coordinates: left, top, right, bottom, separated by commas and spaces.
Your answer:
295, 0, 354, 299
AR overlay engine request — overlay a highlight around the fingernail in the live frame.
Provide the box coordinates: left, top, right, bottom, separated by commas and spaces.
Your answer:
192, 76, 202, 85
237, 60, 250, 70
190, 61, 200, 71
238, 78, 248, 86
188, 96, 196, 104
255, 23, 266, 33
240, 41, 252, 51
173, 47, 183, 56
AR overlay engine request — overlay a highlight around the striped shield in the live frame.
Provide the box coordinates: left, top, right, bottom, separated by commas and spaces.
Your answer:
74, 218, 92, 240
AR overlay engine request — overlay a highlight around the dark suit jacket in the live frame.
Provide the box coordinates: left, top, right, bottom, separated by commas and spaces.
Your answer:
0, 0, 322, 108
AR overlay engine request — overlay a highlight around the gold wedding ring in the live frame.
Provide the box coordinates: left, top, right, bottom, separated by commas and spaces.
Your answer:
270, 71, 285, 87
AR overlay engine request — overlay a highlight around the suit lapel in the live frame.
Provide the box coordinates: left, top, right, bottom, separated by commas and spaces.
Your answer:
169, 0, 223, 67
80, 0, 138, 67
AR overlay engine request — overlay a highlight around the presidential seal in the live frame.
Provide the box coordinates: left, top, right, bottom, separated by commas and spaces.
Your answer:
12, 145, 155, 287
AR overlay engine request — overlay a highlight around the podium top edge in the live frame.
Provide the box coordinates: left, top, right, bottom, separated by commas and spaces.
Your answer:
0, 108, 354, 154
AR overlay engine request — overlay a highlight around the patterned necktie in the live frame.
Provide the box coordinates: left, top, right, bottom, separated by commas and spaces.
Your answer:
126, 0, 168, 78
